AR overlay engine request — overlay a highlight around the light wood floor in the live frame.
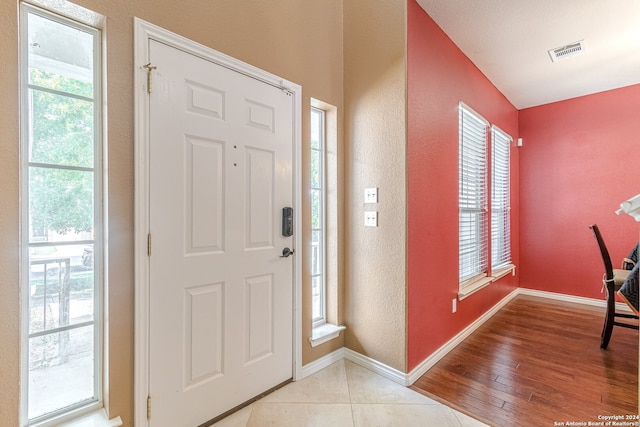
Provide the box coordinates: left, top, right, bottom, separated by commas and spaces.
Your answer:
411, 295, 638, 427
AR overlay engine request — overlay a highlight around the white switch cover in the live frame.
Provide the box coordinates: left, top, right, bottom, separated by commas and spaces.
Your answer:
364, 187, 378, 204
364, 211, 378, 227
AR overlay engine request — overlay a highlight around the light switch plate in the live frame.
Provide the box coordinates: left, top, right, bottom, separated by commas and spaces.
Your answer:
364, 211, 378, 227
364, 187, 378, 204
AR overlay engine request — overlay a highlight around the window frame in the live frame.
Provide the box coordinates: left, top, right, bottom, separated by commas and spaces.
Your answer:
310, 106, 327, 326
19, 3, 104, 425
458, 103, 489, 288
490, 125, 512, 273
458, 102, 514, 297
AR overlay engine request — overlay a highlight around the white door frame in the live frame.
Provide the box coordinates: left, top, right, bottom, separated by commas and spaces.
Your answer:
133, 18, 303, 426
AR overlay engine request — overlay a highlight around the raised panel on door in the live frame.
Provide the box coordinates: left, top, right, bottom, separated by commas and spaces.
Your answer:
244, 274, 274, 364
147, 38, 294, 427
184, 136, 225, 255
183, 282, 224, 389
245, 147, 274, 250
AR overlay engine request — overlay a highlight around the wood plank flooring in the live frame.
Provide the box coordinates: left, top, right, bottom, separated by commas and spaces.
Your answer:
410, 295, 638, 427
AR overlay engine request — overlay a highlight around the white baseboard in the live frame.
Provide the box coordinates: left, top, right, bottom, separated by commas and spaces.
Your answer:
517, 287, 634, 313
343, 348, 408, 385
298, 346, 408, 385
298, 347, 346, 379
297, 287, 633, 387
406, 288, 519, 385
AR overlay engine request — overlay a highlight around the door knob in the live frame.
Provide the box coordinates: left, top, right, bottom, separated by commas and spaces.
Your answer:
280, 247, 294, 258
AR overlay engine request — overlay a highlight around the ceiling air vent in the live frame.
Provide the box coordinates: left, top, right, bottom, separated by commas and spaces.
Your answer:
548, 40, 586, 62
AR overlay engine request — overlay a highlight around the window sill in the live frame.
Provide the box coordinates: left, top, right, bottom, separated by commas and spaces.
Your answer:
309, 323, 345, 348
50, 408, 122, 427
458, 276, 493, 300
492, 264, 516, 280
458, 264, 516, 301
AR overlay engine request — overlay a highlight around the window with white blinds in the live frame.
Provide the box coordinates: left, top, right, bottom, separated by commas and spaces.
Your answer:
458, 103, 489, 284
491, 126, 512, 271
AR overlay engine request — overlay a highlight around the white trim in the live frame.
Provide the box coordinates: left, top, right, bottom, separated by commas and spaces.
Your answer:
298, 348, 346, 379
343, 348, 409, 386
517, 287, 634, 313
296, 347, 408, 386
62, 410, 121, 427
490, 124, 513, 143
407, 288, 519, 385
19, 6, 30, 423
20, 3, 106, 424
458, 265, 517, 300
408, 287, 634, 385
458, 101, 489, 126
292, 79, 303, 383
491, 264, 516, 280
133, 19, 151, 427
32, 408, 121, 427
458, 276, 493, 300
309, 323, 345, 348
309, 105, 327, 325
299, 287, 634, 390
133, 18, 303, 426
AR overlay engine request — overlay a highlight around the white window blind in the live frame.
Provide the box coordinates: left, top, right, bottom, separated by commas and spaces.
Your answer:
491, 126, 512, 270
459, 104, 489, 283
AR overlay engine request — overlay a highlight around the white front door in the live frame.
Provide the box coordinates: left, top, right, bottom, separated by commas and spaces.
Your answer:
148, 39, 294, 427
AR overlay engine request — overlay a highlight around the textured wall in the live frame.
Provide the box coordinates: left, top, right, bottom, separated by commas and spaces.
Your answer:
343, 0, 408, 372
0, 1, 343, 424
406, 0, 519, 371
519, 85, 640, 298
0, 1, 20, 425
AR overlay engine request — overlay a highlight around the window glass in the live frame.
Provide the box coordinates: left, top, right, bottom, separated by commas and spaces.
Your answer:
310, 107, 325, 323
29, 167, 94, 242
22, 4, 101, 423
27, 12, 94, 97
29, 89, 94, 168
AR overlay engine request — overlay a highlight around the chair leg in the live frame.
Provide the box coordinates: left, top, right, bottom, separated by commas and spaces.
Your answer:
601, 284, 615, 350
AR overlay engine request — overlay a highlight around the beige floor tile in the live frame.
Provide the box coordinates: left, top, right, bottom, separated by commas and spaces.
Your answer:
247, 402, 354, 427
260, 360, 350, 403
453, 410, 490, 427
351, 404, 463, 427
345, 360, 438, 405
210, 359, 488, 426
211, 404, 254, 427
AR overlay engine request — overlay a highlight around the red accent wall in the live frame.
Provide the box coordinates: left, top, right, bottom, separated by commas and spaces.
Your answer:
407, 0, 519, 370
519, 85, 640, 298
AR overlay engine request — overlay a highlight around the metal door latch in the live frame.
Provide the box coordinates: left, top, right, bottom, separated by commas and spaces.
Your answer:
280, 247, 294, 258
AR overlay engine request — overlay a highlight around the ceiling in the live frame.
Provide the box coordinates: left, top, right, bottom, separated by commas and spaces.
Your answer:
415, 0, 640, 109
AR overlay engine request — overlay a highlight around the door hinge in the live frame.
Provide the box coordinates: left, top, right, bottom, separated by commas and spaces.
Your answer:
143, 63, 157, 94
147, 395, 151, 420
147, 233, 152, 256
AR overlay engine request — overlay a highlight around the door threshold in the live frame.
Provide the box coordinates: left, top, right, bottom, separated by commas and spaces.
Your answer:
198, 378, 293, 427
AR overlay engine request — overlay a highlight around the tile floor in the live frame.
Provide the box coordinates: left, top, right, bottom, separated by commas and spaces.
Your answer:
212, 360, 488, 427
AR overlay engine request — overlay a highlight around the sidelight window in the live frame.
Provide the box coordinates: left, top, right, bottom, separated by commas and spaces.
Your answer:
20, 3, 103, 424
310, 107, 326, 324
309, 99, 344, 346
